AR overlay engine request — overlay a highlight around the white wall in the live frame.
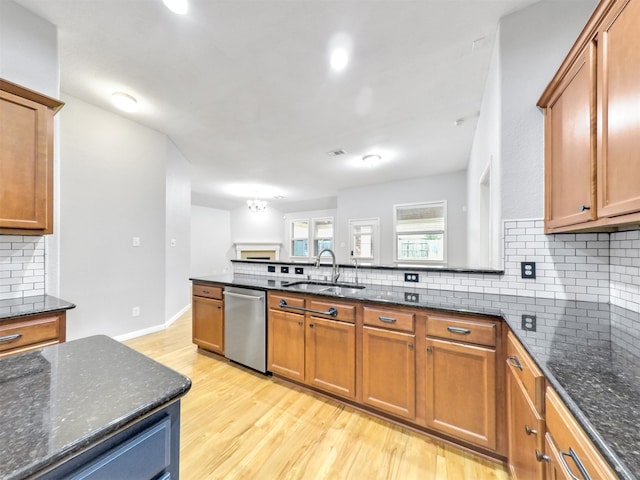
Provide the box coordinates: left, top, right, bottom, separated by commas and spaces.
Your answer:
165, 140, 191, 322
467, 32, 502, 269
498, 0, 598, 220
191, 205, 231, 276
59, 94, 167, 340
336, 171, 468, 266
230, 204, 284, 247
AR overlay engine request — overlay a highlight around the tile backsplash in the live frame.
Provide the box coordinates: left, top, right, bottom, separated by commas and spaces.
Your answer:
0, 236, 46, 300
234, 219, 640, 314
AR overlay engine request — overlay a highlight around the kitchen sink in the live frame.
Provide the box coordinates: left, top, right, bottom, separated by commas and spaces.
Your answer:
282, 280, 365, 293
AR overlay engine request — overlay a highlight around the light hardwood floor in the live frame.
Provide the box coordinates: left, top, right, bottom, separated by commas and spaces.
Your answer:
125, 310, 510, 480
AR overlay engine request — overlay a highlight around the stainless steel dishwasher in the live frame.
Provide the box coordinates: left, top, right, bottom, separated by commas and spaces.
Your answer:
223, 286, 267, 373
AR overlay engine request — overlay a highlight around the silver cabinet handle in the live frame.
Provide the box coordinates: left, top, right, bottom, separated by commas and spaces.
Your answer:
223, 291, 264, 301
201, 289, 211, 294
378, 316, 396, 323
580, 205, 591, 212
560, 448, 591, 480
0, 333, 22, 343
507, 355, 523, 371
447, 326, 471, 335
525, 424, 537, 436
536, 450, 549, 462
278, 299, 338, 317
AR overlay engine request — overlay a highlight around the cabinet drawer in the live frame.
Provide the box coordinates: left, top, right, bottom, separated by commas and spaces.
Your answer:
545, 387, 617, 480
426, 314, 496, 347
308, 299, 355, 323
0, 314, 61, 355
192, 284, 223, 300
507, 332, 545, 413
268, 293, 305, 311
363, 307, 414, 333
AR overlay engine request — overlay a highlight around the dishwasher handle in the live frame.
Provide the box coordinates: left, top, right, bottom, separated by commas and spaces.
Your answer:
278, 299, 338, 317
223, 291, 264, 301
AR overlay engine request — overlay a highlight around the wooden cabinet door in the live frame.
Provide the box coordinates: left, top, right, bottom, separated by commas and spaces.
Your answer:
192, 296, 224, 354
507, 365, 545, 480
425, 337, 496, 450
544, 42, 596, 230
0, 89, 53, 232
362, 326, 415, 420
305, 316, 356, 400
267, 309, 305, 382
597, 0, 640, 217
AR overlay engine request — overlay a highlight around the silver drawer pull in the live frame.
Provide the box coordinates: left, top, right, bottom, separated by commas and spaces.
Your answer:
201, 289, 211, 294
447, 326, 471, 335
278, 299, 338, 317
378, 316, 397, 323
524, 424, 537, 436
507, 355, 523, 371
560, 448, 591, 480
0, 333, 22, 343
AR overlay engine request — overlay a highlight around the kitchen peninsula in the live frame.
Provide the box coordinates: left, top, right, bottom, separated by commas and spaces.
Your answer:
192, 269, 638, 480
0, 335, 191, 480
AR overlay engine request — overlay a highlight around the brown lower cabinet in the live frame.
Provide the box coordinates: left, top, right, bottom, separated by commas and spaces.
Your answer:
362, 325, 416, 419
267, 293, 356, 401
192, 284, 224, 354
425, 338, 496, 450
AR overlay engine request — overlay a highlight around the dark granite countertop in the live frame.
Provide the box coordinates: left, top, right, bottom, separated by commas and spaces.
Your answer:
192, 273, 639, 479
0, 295, 76, 321
0, 335, 192, 480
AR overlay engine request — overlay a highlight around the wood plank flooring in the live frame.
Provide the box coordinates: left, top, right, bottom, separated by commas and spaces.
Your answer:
125, 311, 510, 480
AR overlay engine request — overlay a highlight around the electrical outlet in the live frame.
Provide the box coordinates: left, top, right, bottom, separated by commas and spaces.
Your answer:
404, 273, 419, 282
132, 306, 140, 317
404, 292, 420, 303
280, 266, 289, 274
521, 262, 536, 279
295, 267, 304, 275
268, 265, 276, 273
521, 314, 536, 331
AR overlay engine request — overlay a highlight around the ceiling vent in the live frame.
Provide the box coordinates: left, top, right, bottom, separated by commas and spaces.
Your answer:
327, 149, 347, 156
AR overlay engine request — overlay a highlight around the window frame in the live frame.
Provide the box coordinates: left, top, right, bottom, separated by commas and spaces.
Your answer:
393, 201, 447, 265
287, 216, 334, 260
348, 218, 380, 264
290, 218, 310, 259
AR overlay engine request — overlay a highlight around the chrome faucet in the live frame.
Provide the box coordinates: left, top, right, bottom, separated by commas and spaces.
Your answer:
352, 256, 359, 285
315, 248, 340, 283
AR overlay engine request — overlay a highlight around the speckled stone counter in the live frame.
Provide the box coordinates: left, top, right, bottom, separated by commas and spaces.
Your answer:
0, 294, 75, 320
193, 273, 640, 479
0, 335, 192, 480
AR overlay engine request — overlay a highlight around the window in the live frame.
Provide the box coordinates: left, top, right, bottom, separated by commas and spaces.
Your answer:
349, 218, 380, 263
312, 218, 333, 255
291, 219, 309, 257
288, 216, 334, 259
394, 202, 446, 263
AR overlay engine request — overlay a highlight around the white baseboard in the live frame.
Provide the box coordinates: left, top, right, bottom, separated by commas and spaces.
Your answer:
114, 303, 191, 342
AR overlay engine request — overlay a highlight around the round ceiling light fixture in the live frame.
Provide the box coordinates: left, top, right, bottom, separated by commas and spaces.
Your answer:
111, 91, 138, 112
362, 154, 382, 167
163, 0, 188, 14
330, 48, 349, 71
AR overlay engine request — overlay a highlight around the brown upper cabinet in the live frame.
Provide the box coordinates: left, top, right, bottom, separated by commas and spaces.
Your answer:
538, 0, 640, 233
0, 79, 63, 235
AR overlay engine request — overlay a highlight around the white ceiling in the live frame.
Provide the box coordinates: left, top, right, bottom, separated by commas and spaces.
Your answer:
15, 0, 537, 211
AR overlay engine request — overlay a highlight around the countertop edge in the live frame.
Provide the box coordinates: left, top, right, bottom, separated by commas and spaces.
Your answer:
191, 275, 635, 480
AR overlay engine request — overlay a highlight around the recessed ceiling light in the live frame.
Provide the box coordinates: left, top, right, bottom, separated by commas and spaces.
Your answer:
330, 48, 349, 71
163, 0, 188, 15
111, 92, 138, 112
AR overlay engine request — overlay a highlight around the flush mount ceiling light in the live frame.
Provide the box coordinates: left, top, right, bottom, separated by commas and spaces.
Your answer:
111, 92, 138, 112
362, 154, 382, 167
162, 0, 188, 14
247, 199, 267, 213
330, 48, 349, 71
